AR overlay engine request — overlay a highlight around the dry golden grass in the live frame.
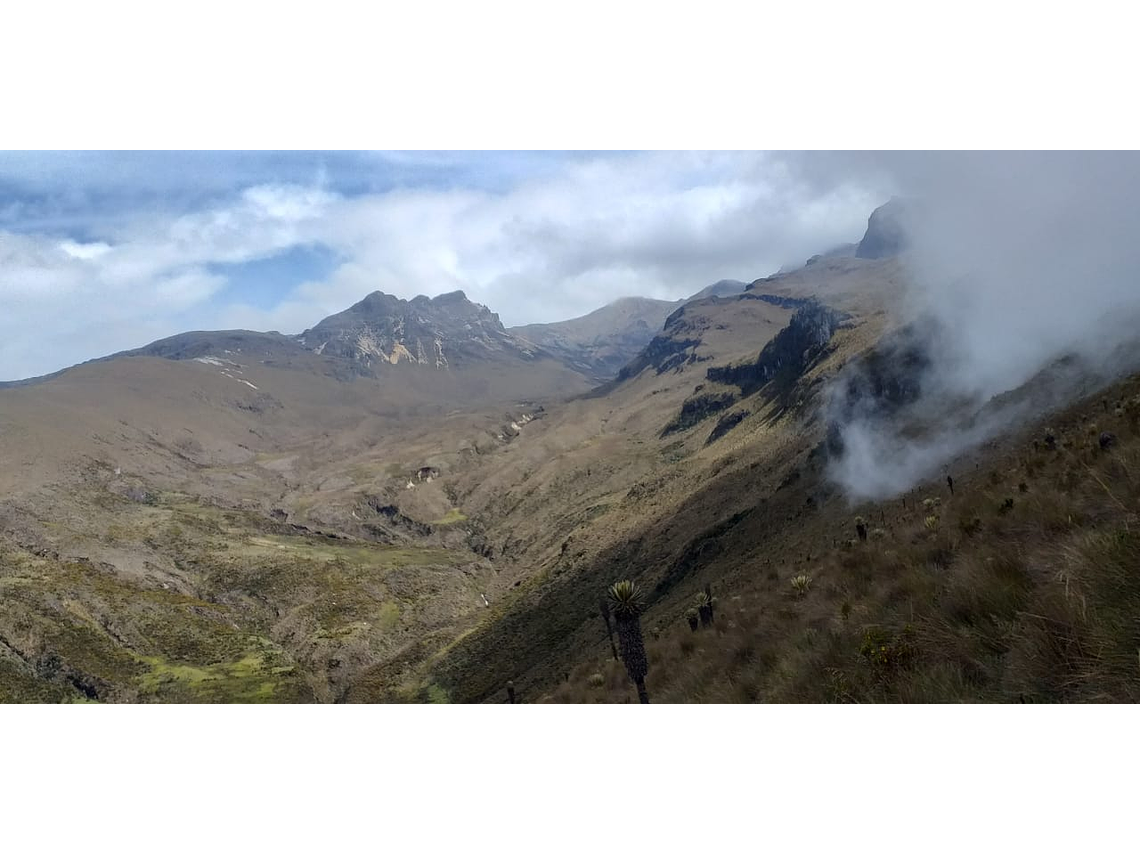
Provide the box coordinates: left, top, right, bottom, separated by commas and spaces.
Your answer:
549, 379, 1140, 703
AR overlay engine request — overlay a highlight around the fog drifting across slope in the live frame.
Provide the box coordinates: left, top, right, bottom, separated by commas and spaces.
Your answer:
827, 152, 1140, 500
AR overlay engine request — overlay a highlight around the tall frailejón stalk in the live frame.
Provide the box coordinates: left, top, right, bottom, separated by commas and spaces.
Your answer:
608, 580, 649, 704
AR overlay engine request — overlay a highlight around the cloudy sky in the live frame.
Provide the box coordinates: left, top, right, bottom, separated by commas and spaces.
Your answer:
0, 151, 893, 381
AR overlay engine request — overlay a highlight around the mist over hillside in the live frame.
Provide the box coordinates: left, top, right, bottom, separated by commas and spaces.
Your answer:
825, 152, 1140, 500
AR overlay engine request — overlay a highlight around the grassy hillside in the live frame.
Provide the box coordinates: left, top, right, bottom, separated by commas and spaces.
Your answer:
0, 350, 531, 702
365, 289, 884, 702
540, 374, 1140, 703
375, 263, 1140, 704
5, 255, 1135, 704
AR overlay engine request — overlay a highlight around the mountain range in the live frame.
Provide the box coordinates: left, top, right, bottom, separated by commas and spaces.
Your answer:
3, 200, 1137, 705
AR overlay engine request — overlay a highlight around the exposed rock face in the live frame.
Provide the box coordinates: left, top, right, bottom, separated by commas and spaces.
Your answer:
856, 198, 913, 259
656, 299, 845, 437
830, 323, 932, 420
616, 332, 703, 381
614, 293, 803, 382
661, 391, 737, 437
296, 290, 541, 370
706, 300, 846, 398
706, 409, 748, 444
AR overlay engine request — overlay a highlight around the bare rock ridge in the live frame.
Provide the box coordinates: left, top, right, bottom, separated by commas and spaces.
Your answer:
855, 197, 912, 259
295, 289, 542, 370
5, 280, 757, 391
706, 299, 847, 398
110, 290, 542, 375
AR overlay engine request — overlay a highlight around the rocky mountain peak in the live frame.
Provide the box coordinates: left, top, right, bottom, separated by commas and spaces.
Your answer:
294, 289, 528, 370
855, 197, 913, 259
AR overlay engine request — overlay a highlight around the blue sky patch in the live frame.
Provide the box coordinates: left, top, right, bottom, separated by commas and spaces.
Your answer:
209, 243, 342, 310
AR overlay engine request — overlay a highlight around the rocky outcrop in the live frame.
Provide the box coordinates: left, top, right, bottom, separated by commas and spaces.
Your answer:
707, 300, 846, 399
616, 334, 704, 381
296, 290, 543, 371
657, 300, 844, 436
829, 323, 932, 425
364, 498, 434, 537
614, 293, 804, 383
822, 321, 934, 457
855, 198, 912, 259
661, 391, 737, 437
738, 292, 816, 310
706, 410, 749, 444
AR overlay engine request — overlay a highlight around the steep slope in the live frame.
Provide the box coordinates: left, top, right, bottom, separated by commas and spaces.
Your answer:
393, 245, 1140, 704
392, 285, 884, 702
547, 368, 1140, 703
291, 289, 593, 400
338, 262, 900, 701
610, 291, 811, 385
745, 254, 910, 322
109, 290, 593, 406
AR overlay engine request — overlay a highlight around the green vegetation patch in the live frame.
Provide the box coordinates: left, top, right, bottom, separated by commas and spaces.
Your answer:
377, 601, 401, 631
135, 643, 306, 703
239, 534, 457, 568
430, 509, 468, 526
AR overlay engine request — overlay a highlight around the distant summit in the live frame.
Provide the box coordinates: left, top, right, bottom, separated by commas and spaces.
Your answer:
510, 280, 749, 382
297, 289, 540, 370
511, 296, 677, 382
856, 198, 913, 259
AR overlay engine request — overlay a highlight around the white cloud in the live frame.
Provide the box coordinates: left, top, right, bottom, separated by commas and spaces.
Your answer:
59, 240, 111, 260
827, 151, 1140, 500
0, 152, 889, 380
